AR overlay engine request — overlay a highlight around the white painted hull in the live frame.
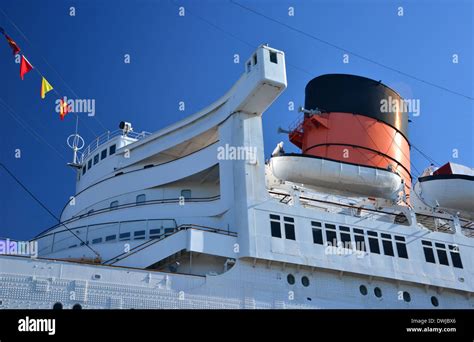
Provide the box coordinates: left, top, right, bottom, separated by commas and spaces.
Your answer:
269, 155, 402, 200
1, 255, 471, 309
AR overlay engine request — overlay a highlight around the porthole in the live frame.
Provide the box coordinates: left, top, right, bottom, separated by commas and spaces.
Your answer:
301, 276, 310, 287
53, 302, 63, 310
403, 291, 411, 302
72, 303, 82, 310
359, 285, 368, 296
431, 296, 439, 307
374, 287, 382, 298
287, 274, 295, 285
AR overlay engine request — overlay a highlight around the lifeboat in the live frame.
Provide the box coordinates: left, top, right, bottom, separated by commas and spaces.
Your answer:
269, 154, 403, 200
414, 162, 474, 218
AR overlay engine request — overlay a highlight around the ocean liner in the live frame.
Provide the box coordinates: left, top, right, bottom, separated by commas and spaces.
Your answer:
0, 45, 473, 309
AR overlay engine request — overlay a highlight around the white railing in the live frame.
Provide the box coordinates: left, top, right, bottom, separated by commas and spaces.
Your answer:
78, 130, 151, 164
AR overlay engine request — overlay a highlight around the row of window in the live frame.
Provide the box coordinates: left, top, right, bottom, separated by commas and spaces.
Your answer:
82, 144, 116, 176
269, 214, 464, 270
312, 221, 409, 259
269, 215, 409, 259
69, 227, 176, 248
422, 240, 463, 269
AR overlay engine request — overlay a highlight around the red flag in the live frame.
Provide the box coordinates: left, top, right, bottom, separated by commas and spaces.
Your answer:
20, 55, 33, 80
4, 33, 20, 55
59, 99, 70, 120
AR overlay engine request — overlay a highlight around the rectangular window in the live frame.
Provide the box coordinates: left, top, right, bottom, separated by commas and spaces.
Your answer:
253, 54, 257, 65
311, 221, 323, 245
271, 220, 281, 238
423, 247, 436, 263
88, 159, 92, 170
93, 154, 99, 165
436, 248, 449, 266
134, 230, 146, 240
283, 217, 295, 240
325, 224, 337, 246
164, 228, 174, 235
92, 237, 102, 244
395, 236, 408, 259
339, 226, 351, 249
109, 144, 116, 155
136, 194, 146, 204
181, 189, 191, 199
119, 232, 130, 241
269, 51, 278, 64
353, 232, 366, 252
150, 229, 161, 239
82, 166, 86, 175
105, 235, 116, 242
101, 149, 107, 160
449, 245, 463, 269
381, 235, 394, 256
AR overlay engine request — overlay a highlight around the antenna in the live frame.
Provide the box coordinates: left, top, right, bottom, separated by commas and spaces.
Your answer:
66, 133, 85, 169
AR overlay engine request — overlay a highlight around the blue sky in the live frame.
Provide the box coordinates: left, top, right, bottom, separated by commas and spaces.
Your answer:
0, 0, 472, 240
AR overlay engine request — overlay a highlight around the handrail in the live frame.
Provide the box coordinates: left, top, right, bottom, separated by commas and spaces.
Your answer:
104, 223, 237, 265
35, 195, 220, 238
77, 129, 151, 163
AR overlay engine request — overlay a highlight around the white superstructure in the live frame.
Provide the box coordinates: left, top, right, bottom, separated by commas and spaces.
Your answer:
1, 45, 473, 309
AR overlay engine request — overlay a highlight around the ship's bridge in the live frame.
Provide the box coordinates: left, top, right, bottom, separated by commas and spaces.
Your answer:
75, 127, 151, 192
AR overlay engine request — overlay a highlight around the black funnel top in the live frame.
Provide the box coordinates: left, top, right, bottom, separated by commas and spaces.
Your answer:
304, 74, 409, 138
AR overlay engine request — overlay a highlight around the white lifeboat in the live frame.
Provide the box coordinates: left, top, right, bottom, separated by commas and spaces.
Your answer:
269, 154, 402, 200
414, 162, 474, 218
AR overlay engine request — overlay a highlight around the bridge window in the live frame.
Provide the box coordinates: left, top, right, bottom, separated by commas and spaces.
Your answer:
136, 194, 146, 204
150, 229, 161, 239
284, 217, 295, 240
110, 201, 119, 209
105, 235, 116, 242
109, 144, 116, 155
367, 231, 380, 254
269, 50, 278, 64
253, 53, 257, 65
82, 166, 86, 175
93, 154, 99, 165
270, 214, 281, 238
381, 233, 394, 256
134, 230, 145, 240
164, 228, 175, 235
119, 232, 130, 241
325, 224, 337, 247
87, 159, 92, 170
449, 245, 463, 269
422, 240, 436, 263
101, 149, 107, 160
395, 236, 409, 259
311, 221, 323, 245
92, 237, 102, 244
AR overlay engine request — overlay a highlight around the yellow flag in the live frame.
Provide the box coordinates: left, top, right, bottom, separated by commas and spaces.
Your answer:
40, 77, 53, 99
